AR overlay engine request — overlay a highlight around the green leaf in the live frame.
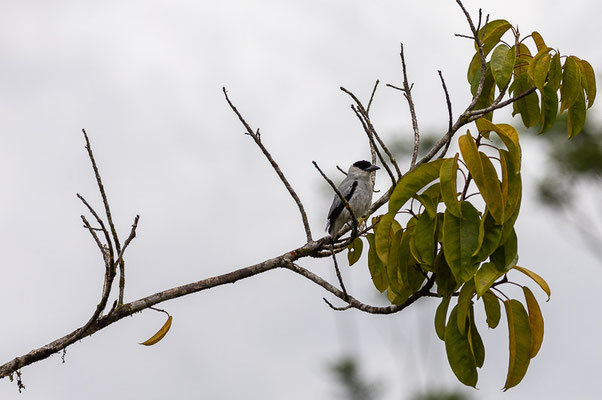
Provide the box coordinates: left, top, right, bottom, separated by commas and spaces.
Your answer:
548, 52, 562, 91
412, 212, 437, 267
578, 59, 597, 108
468, 307, 485, 368
140, 314, 173, 346
512, 73, 540, 128
539, 83, 559, 134
482, 290, 501, 329
567, 90, 586, 138
386, 229, 404, 294
491, 44, 516, 89
512, 265, 551, 300
440, 154, 462, 218
513, 43, 532, 75
475, 119, 521, 171
498, 149, 521, 223
530, 52, 551, 92
347, 237, 363, 266
435, 250, 459, 296
491, 228, 518, 272
443, 202, 481, 282
445, 305, 478, 387
531, 31, 547, 53
560, 56, 582, 112
366, 233, 388, 293
458, 133, 504, 224
503, 300, 532, 391
374, 213, 401, 264
477, 20, 512, 56
475, 262, 504, 297
523, 287, 544, 358
470, 63, 496, 120
414, 183, 441, 219
435, 296, 452, 341
457, 279, 475, 335
474, 211, 502, 262
388, 158, 446, 214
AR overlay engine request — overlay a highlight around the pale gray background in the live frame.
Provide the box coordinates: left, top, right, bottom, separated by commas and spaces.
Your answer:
0, 1, 600, 399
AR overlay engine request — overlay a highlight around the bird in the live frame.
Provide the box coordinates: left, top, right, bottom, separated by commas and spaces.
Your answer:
326, 160, 380, 238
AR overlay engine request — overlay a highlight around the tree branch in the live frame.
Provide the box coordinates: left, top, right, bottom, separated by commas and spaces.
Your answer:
223, 87, 313, 243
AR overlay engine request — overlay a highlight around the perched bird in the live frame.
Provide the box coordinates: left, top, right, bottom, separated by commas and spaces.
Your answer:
326, 160, 380, 238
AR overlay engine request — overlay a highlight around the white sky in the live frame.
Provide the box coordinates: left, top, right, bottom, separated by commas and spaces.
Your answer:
0, 1, 600, 399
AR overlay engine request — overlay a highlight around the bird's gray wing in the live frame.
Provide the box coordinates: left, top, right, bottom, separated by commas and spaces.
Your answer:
326, 177, 358, 231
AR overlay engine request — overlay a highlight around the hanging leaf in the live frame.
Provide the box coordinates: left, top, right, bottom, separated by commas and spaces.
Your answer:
512, 265, 551, 300
475, 262, 504, 297
491, 44, 516, 89
548, 52, 562, 91
523, 287, 544, 358
567, 91, 586, 138
475, 119, 521, 172
435, 296, 452, 341
366, 233, 388, 293
539, 83, 559, 134
388, 159, 446, 214
140, 314, 173, 346
412, 212, 437, 267
457, 279, 475, 335
435, 250, 459, 296
347, 237, 363, 266
482, 290, 501, 329
513, 43, 533, 75
458, 133, 504, 224
386, 229, 405, 294
474, 211, 502, 263
499, 149, 522, 223
440, 154, 463, 218
512, 73, 540, 128
503, 300, 532, 391
374, 213, 402, 264
468, 306, 485, 368
445, 305, 478, 387
491, 228, 518, 272
530, 52, 551, 92
443, 202, 481, 282
578, 59, 596, 108
560, 56, 582, 112
413, 183, 442, 219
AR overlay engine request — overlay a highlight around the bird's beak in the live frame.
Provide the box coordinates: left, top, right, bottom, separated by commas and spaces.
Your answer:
366, 165, 380, 172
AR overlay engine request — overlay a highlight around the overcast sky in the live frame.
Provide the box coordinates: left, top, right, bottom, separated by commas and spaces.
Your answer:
0, 1, 600, 399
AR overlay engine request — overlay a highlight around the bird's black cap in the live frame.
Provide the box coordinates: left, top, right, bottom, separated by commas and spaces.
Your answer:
353, 160, 379, 171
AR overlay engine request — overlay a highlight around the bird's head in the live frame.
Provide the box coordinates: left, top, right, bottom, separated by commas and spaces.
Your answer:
348, 160, 380, 178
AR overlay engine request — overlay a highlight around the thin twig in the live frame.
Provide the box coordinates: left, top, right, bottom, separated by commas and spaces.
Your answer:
223, 87, 313, 243
395, 43, 421, 169
81, 129, 126, 306
331, 243, 349, 300
341, 86, 402, 180
77, 193, 114, 258
366, 79, 380, 114
437, 70, 454, 159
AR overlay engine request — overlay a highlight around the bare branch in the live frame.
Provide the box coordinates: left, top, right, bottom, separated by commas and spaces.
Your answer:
437, 70, 454, 159
222, 87, 313, 243
81, 129, 126, 305
340, 86, 402, 180
366, 79, 380, 114
393, 43, 421, 169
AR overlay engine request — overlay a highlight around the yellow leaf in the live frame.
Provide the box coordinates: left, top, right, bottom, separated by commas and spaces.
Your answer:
513, 265, 551, 301
140, 315, 173, 346
503, 300, 532, 391
523, 287, 544, 358
440, 154, 462, 218
578, 59, 597, 108
531, 31, 547, 53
